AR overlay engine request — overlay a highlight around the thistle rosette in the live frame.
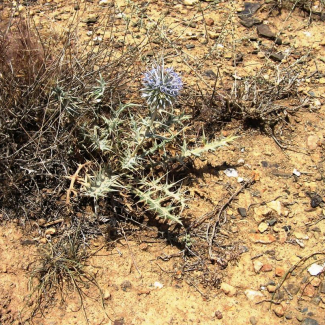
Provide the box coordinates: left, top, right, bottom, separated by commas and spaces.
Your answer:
141, 65, 183, 109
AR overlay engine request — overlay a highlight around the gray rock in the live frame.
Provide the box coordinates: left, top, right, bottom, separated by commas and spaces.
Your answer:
285, 283, 300, 295
310, 194, 322, 208
238, 3, 261, 18
302, 318, 319, 325
240, 17, 261, 28
238, 207, 247, 217
266, 218, 277, 226
257, 24, 276, 39
321, 13, 325, 21
311, 296, 321, 305
269, 53, 284, 62
186, 44, 195, 49
204, 70, 217, 79
121, 280, 132, 291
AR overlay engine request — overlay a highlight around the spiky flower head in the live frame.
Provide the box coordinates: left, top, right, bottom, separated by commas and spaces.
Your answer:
141, 65, 183, 109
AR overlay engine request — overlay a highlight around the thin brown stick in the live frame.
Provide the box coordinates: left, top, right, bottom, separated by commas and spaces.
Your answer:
208, 178, 254, 260
43, 219, 64, 227
256, 299, 282, 305
65, 161, 92, 205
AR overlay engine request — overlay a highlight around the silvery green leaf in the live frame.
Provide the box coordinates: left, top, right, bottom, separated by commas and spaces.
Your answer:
182, 135, 238, 158
82, 170, 121, 199
135, 189, 182, 225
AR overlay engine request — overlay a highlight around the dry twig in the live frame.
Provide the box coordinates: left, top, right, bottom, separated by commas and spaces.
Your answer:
65, 161, 92, 205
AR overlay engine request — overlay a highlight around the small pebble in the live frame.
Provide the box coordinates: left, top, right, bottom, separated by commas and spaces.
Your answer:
220, 282, 237, 296
99, 0, 110, 6
319, 281, 325, 293
261, 264, 272, 272
114, 319, 124, 325
238, 207, 247, 217
307, 135, 319, 150
310, 277, 321, 287
269, 52, 284, 62
302, 284, 315, 297
205, 18, 214, 26
215, 310, 223, 319
266, 219, 277, 226
253, 260, 263, 273
258, 222, 268, 233
275, 267, 285, 277
274, 305, 285, 317
267, 285, 276, 293
121, 280, 132, 291
302, 318, 319, 325
104, 290, 111, 300
296, 314, 304, 322
183, 0, 199, 5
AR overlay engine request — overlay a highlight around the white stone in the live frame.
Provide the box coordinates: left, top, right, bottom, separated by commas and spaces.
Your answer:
245, 289, 265, 301
183, 0, 199, 5
99, 0, 109, 6
308, 263, 325, 276
293, 168, 301, 176
224, 168, 238, 177
154, 281, 163, 289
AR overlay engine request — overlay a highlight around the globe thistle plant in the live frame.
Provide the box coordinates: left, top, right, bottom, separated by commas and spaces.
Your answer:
141, 65, 183, 109
77, 64, 236, 226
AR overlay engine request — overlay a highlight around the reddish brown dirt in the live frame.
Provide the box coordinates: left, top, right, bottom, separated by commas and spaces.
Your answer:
0, 0, 325, 324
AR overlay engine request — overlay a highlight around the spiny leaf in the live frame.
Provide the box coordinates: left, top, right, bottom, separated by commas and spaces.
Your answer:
121, 147, 143, 171
182, 135, 238, 158
139, 175, 186, 211
88, 126, 112, 153
135, 189, 182, 225
81, 169, 122, 199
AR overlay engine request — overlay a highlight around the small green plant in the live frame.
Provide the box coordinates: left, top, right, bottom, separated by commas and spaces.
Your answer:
181, 233, 194, 249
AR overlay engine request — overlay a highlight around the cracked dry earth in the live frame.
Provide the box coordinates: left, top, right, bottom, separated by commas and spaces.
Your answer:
1, 0, 325, 324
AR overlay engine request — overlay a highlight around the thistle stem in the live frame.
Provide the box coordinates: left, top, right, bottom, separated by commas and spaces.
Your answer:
130, 105, 157, 158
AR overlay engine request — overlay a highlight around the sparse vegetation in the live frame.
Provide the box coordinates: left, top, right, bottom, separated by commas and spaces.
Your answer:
26, 227, 104, 323
0, 0, 324, 323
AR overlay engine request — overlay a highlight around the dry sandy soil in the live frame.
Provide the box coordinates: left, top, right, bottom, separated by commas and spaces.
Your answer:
0, 0, 325, 324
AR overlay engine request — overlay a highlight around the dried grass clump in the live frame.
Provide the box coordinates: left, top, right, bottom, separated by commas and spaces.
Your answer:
25, 228, 104, 323
0, 12, 139, 223
192, 56, 309, 136
271, 0, 324, 18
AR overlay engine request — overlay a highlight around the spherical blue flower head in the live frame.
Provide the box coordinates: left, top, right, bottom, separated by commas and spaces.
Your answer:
142, 65, 183, 108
